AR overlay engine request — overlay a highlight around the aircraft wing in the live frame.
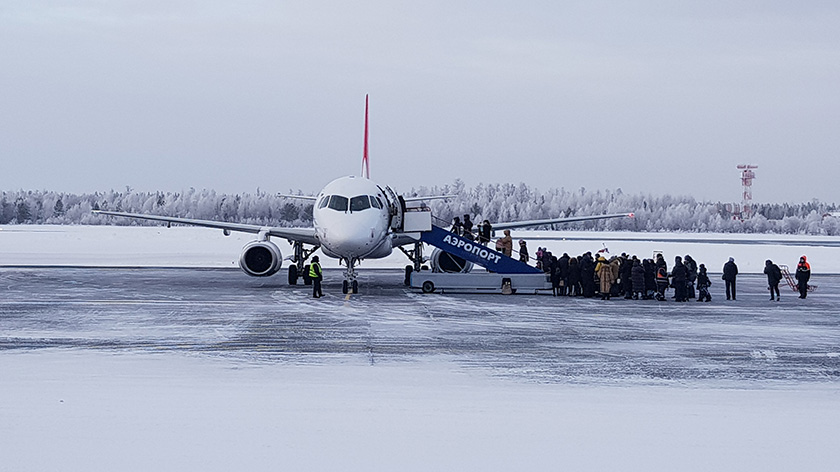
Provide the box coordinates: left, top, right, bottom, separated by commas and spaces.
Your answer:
490, 213, 634, 231
403, 195, 457, 203
94, 210, 319, 246
278, 194, 317, 201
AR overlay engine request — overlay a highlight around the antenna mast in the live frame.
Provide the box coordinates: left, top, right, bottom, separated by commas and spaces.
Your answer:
736, 164, 758, 219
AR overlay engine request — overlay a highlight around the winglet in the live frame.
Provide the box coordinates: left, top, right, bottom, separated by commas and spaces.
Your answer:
362, 94, 370, 179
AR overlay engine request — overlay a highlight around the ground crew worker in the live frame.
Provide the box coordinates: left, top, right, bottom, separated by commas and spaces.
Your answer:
310, 256, 323, 298
795, 256, 811, 299
655, 264, 669, 301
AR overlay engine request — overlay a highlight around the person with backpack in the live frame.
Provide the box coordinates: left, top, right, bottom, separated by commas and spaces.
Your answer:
764, 259, 783, 301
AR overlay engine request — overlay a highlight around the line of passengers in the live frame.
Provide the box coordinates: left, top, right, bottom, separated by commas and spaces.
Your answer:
451, 215, 515, 256
448, 216, 813, 301
528, 249, 711, 301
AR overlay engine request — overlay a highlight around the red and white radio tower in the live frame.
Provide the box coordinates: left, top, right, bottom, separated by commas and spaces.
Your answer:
737, 164, 758, 218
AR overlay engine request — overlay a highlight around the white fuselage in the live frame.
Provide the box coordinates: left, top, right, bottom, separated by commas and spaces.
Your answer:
313, 176, 393, 261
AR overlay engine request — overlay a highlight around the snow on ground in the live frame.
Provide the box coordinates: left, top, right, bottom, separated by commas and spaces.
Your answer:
2, 224, 840, 471
4, 351, 839, 472
1, 224, 838, 273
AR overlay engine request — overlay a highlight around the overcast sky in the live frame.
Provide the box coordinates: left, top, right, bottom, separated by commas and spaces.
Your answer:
2, 1, 839, 204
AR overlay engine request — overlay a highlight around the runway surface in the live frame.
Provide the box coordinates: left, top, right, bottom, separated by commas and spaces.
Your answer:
2, 267, 839, 384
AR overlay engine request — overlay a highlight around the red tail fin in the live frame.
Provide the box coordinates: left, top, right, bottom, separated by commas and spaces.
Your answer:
362, 94, 370, 179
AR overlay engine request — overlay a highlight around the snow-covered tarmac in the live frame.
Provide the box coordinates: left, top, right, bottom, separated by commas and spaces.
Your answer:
2, 225, 840, 471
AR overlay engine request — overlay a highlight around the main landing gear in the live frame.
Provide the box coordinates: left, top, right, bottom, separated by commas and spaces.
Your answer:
287, 241, 320, 286
341, 257, 360, 294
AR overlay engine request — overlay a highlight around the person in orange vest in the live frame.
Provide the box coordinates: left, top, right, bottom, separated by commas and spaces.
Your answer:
310, 256, 323, 298
795, 256, 811, 299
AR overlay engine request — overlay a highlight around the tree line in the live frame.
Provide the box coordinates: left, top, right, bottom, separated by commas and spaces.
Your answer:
2, 182, 838, 235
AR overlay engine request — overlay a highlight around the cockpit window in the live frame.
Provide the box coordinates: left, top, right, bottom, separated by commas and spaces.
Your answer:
350, 195, 371, 212
370, 195, 382, 209
318, 196, 329, 209
327, 195, 348, 212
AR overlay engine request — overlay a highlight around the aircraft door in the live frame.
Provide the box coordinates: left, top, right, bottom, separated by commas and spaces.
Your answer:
380, 185, 404, 231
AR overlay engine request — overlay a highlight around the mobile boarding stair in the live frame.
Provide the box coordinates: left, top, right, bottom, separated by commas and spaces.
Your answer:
404, 219, 551, 294
779, 264, 817, 293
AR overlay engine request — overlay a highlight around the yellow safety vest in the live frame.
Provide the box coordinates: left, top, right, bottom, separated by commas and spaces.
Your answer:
309, 262, 321, 278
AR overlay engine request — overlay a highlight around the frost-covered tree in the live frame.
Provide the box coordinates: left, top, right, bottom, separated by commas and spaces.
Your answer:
2, 184, 839, 235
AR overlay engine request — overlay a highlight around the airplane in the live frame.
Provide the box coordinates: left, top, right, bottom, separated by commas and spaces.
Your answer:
95, 96, 633, 293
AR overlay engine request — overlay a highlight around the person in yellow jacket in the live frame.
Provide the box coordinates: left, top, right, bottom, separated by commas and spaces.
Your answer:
596, 255, 615, 300
310, 256, 323, 298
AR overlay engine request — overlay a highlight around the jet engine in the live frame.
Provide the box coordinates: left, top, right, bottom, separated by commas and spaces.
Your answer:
239, 240, 283, 277
429, 248, 473, 273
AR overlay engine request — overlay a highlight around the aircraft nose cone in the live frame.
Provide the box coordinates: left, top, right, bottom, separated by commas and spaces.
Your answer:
329, 230, 373, 256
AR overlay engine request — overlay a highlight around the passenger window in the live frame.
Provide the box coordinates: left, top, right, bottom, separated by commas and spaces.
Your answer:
350, 195, 371, 212
328, 195, 348, 212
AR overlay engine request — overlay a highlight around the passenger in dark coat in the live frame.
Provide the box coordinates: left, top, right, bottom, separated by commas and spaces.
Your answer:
643, 259, 656, 299
631, 259, 645, 300
478, 220, 492, 245
722, 257, 738, 300
670, 256, 689, 302
462, 215, 474, 240
580, 252, 597, 298
696, 264, 712, 302
795, 255, 811, 299
450, 216, 462, 236
684, 255, 698, 299
519, 240, 529, 264
541, 250, 553, 274
764, 259, 783, 301
557, 253, 570, 296
620, 255, 634, 299
550, 256, 561, 296
567, 257, 581, 296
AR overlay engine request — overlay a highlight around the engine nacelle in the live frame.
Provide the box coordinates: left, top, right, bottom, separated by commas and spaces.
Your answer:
239, 240, 283, 277
429, 248, 473, 273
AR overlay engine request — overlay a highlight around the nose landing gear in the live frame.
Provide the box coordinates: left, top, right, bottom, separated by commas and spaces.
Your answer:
341, 257, 360, 294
